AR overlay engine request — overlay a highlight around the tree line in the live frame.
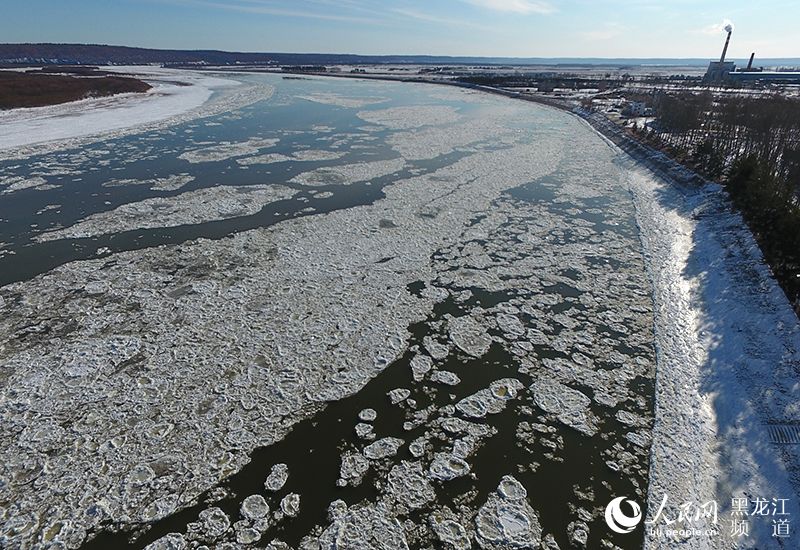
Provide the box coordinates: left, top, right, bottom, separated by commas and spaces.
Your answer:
634, 91, 800, 314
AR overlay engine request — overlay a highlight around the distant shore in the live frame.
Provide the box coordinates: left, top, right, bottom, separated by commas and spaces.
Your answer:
0, 67, 152, 109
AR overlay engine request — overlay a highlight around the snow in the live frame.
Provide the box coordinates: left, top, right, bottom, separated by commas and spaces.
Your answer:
618, 152, 800, 548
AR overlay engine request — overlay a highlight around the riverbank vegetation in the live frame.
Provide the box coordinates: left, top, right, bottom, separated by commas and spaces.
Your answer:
633, 92, 800, 313
0, 69, 151, 109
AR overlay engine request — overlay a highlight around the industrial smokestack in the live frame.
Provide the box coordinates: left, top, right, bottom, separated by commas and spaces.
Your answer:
719, 29, 732, 63
747, 52, 755, 70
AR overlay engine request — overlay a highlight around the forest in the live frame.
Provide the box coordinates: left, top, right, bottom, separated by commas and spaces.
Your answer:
635, 91, 800, 313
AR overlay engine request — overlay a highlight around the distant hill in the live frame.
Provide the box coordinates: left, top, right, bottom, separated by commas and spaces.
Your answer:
1, 43, 798, 68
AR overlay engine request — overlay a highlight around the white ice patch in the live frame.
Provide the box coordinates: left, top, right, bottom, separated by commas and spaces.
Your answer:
448, 314, 492, 357
290, 158, 405, 187
363, 437, 405, 460
297, 93, 389, 109
264, 464, 289, 492
386, 461, 435, 511
316, 502, 409, 550
357, 106, 462, 130
474, 476, 541, 550
37, 184, 296, 241
179, 138, 279, 164
530, 377, 597, 437
1, 176, 49, 194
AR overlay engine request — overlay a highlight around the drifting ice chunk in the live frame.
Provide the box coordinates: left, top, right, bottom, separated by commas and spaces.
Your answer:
316, 502, 409, 550
430, 514, 471, 550
358, 408, 377, 422
409, 354, 433, 382
449, 314, 492, 357
387, 388, 411, 404
338, 451, 370, 487
364, 437, 405, 460
530, 377, 597, 436
431, 370, 461, 386
423, 336, 449, 360
197, 507, 230, 540
428, 452, 471, 481
264, 463, 289, 492
386, 461, 435, 511
496, 313, 526, 339
497, 475, 528, 501
144, 533, 186, 550
235, 521, 262, 545
280, 493, 301, 517
456, 379, 523, 418
240, 494, 269, 520
475, 476, 541, 549
355, 423, 376, 440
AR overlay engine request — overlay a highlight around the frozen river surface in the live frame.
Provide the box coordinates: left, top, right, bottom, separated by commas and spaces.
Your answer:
0, 72, 797, 550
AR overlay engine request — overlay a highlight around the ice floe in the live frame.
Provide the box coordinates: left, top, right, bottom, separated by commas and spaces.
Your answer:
37, 184, 296, 241
474, 476, 541, 549
428, 453, 471, 481
1, 176, 49, 194
280, 493, 301, 518
297, 93, 389, 109
448, 314, 492, 357
337, 451, 370, 487
388, 388, 411, 404
531, 377, 597, 437
290, 158, 405, 187
265, 464, 290, 492
241, 494, 269, 520
386, 461, 436, 511
357, 105, 462, 130
178, 137, 279, 163
316, 502, 409, 550
364, 437, 405, 460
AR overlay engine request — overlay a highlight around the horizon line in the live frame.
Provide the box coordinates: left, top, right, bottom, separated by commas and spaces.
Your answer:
2, 43, 800, 62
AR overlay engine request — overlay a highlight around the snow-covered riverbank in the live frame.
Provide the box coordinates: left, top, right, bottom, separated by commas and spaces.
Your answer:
609, 139, 800, 549
0, 67, 271, 160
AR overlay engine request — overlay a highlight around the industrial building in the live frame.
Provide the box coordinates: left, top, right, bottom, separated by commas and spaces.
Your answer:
704, 27, 800, 84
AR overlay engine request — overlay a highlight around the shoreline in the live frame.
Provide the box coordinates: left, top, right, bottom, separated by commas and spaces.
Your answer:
572, 90, 800, 548
0, 67, 271, 161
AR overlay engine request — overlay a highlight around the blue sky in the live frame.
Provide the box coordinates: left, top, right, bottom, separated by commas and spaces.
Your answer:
3, 0, 798, 58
